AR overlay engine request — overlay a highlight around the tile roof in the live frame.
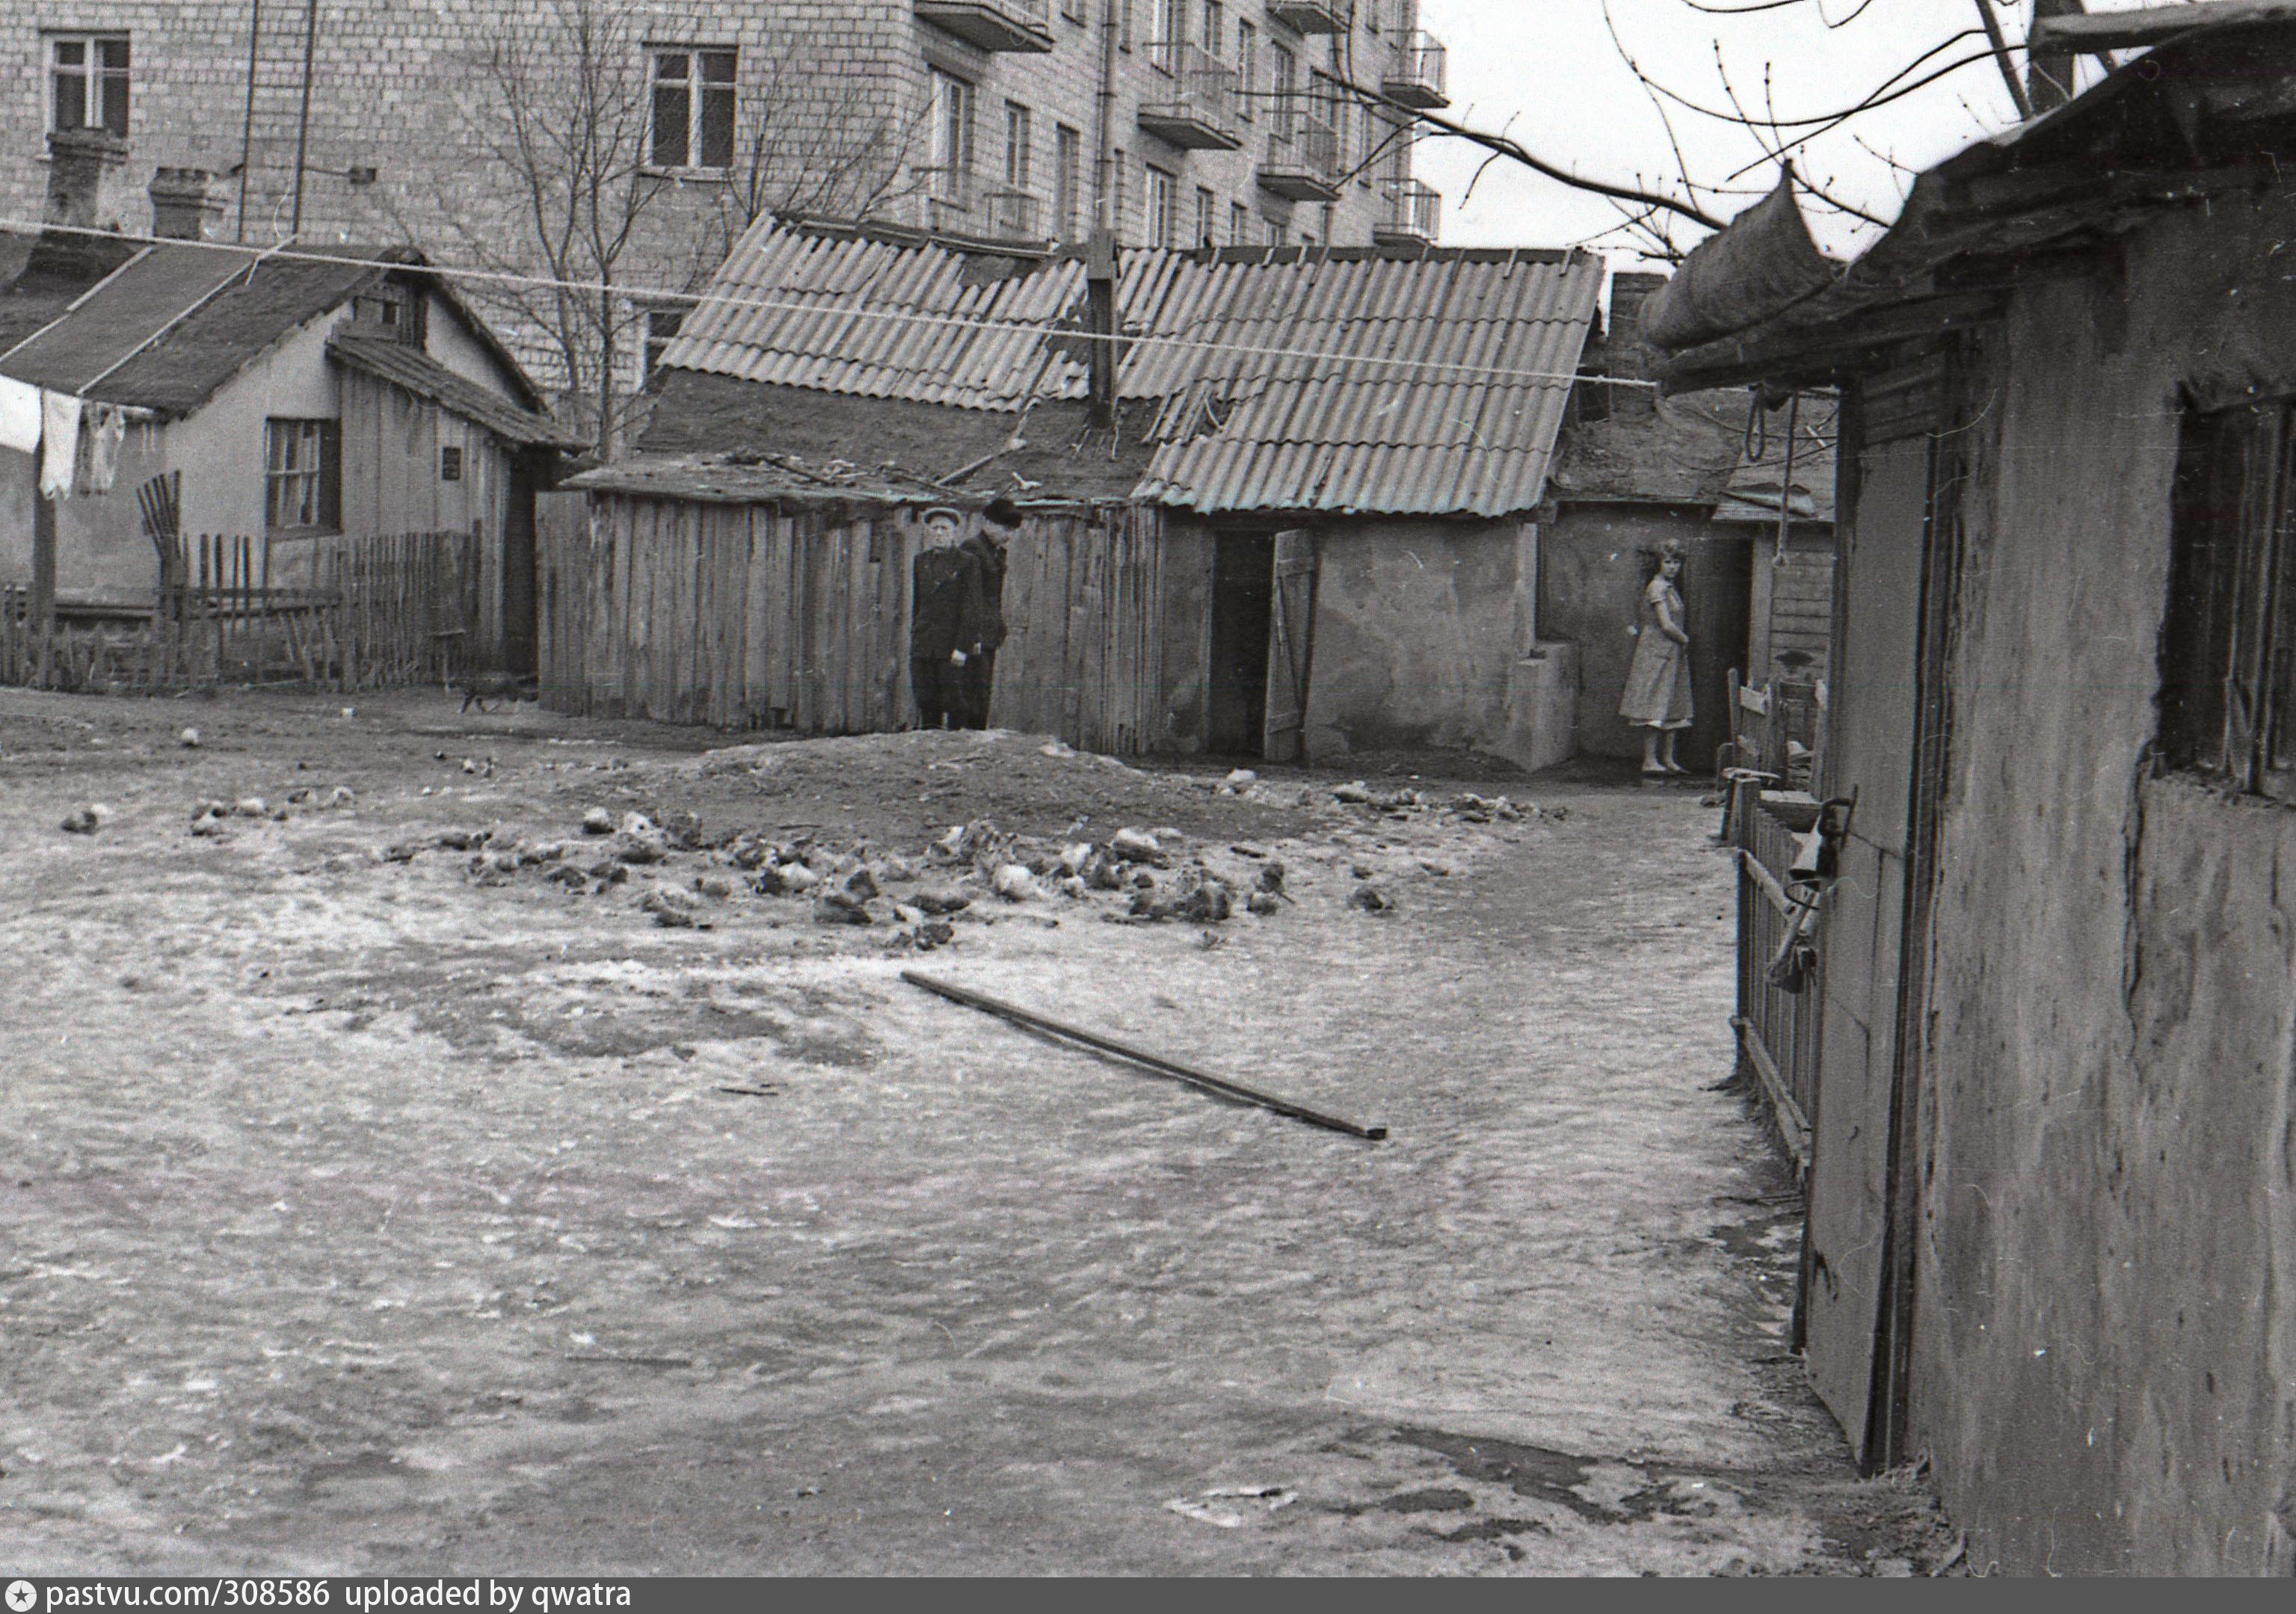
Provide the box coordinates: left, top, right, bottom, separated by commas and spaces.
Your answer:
662, 224, 1604, 518
329, 335, 584, 448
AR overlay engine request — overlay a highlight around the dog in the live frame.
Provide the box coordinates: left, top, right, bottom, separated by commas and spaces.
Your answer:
454, 670, 538, 713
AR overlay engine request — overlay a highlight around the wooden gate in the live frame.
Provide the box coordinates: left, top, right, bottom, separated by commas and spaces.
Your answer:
1261, 529, 1320, 763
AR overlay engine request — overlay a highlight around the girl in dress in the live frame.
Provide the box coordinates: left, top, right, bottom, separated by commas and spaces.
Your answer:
1620, 540, 1694, 774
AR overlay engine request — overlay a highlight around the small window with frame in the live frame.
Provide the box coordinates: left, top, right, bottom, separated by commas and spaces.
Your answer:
440, 445, 464, 483
49, 33, 130, 138
265, 419, 341, 533
2160, 396, 2296, 801
649, 47, 736, 170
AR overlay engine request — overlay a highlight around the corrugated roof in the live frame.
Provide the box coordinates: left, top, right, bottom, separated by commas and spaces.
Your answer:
330, 335, 584, 448
662, 224, 1603, 517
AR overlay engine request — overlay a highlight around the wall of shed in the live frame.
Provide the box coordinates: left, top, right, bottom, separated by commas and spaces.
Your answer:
1847, 194, 2296, 1576
1298, 519, 1529, 762
1540, 504, 1749, 766
1735, 522, 1835, 685
544, 494, 1166, 754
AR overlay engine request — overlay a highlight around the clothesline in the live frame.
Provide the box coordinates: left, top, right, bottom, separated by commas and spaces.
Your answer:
0, 376, 128, 499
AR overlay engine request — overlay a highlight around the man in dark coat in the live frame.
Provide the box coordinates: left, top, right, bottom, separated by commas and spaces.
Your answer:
910, 507, 970, 730
952, 498, 1020, 729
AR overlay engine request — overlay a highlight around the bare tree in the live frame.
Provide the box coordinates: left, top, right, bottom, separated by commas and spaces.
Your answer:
391, 0, 932, 459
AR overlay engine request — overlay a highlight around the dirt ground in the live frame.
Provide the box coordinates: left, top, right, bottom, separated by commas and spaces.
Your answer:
0, 687, 1958, 1576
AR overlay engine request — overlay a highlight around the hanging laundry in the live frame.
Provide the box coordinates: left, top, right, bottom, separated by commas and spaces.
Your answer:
76, 402, 126, 495
38, 390, 81, 500
0, 375, 39, 455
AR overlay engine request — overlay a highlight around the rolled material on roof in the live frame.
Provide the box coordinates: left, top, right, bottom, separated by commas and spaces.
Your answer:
1642, 170, 1838, 354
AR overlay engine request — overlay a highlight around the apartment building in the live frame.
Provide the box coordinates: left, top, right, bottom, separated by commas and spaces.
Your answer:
0, 4, 1447, 420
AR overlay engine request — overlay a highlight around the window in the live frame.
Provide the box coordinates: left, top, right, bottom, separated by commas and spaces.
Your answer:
642, 307, 686, 386
932, 69, 977, 203
1236, 22, 1256, 120
1201, 1, 1225, 57
1270, 43, 1298, 138
1062, 0, 1089, 19
1155, 0, 1187, 51
1004, 102, 1032, 191
1120, 0, 1134, 49
440, 446, 464, 483
1144, 165, 1176, 249
2161, 398, 2296, 801
1264, 216, 1284, 247
1055, 125, 1083, 241
49, 34, 129, 137
265, 419, 340, 533
1228, 201, 1250, 246
1195, 186, 1216, 248
650, 49, 736, 170
1111, 146, 1127, 237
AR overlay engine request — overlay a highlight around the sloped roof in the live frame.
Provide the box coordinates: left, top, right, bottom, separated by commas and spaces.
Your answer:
661, 224, 1604, 517
1655, 14, 2296, 390
330, 335, 583, 448
0, 243, 387, 413
1548, 391, 1753, 505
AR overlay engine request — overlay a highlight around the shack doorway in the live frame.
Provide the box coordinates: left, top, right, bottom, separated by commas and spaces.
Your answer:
501, 452, 544, 676
1207, 532, 1275, 756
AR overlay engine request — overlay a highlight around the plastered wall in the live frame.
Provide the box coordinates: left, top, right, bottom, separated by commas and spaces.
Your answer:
1898, 190, 2296, 1575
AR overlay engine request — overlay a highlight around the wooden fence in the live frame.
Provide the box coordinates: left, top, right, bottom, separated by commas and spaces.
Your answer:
541, 492, 1169, 754
0, 530, 485, 693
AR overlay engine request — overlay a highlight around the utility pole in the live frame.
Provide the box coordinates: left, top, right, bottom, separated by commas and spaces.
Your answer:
2027, 0, 2084, 116
289, 0, 318, 238
236, 0, 261, 241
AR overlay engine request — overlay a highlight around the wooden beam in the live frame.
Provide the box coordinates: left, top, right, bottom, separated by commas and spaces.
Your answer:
1738, 845, 1797, 918
2031, 0, 2296, 55
1731, 1014, 1812, 1174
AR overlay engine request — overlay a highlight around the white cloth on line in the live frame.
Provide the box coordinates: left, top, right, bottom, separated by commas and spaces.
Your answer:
38, 390, 81, 499
78, 402, 125, 495
0, 375, 40, 455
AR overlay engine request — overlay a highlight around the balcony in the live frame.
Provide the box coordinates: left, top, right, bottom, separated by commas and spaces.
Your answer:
1257, 119, 1343, 203
920, 164, 976, 234
1373, 178, 1440, 245
1381, 31, 1448, 109
1137, 41, 1242, 150
1267, 0, 1352, 34
983, 187, 1046, 243
914, 0, 1054, 52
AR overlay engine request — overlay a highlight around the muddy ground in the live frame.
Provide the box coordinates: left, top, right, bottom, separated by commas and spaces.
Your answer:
0, 688, 1957, 1575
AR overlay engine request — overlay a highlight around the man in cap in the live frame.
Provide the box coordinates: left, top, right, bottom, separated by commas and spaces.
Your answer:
910, 506, 970, 730
952, 498, 1020, 729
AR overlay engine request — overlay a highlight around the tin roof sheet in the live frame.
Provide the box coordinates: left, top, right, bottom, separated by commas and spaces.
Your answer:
662, 224, 1603, 517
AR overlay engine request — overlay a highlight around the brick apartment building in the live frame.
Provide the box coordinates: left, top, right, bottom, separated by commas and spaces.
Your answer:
0, 3, 1448, 437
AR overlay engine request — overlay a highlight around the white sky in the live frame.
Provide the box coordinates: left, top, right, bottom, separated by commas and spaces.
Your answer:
1414, 0, 2179, 262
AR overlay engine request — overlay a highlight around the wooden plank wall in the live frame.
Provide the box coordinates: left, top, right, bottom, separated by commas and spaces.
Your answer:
543, 495, 1168, 753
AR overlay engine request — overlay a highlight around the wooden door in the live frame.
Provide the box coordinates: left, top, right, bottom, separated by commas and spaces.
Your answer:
1263, 529, 1319, 763
534, 490, 588, 709
1801, 389, 1932, 1463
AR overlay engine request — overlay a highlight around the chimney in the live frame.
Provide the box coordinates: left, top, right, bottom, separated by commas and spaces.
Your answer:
1604, 271, 1668, 417
25, 127, 135, 284
150, 167, 224, 241
45, 126, 131, 233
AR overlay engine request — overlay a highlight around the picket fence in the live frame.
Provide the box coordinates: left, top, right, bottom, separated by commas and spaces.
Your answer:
1, 530, 485, 693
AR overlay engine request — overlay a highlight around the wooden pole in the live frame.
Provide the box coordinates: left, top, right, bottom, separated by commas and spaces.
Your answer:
900, 970, 1388, 1141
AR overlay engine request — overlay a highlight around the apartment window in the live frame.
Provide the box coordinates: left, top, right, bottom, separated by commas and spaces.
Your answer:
440, 445, 464, 483
1270, 43, 1298, 138
1062, 0, 1089, 19
932, 69, 977, 202
1120, 0, 1134, 49
1236, 22, 1256, 120
49, 34, 130, 137
1228, 201, 1249, 246
1195, 187, 1216, 248
650, 49, 735, 170
1111, 147, 1127, 238
265, 419, 340, 533
1264, 217, 1284, 247
1055, 125, 1083, 241
642, 307, 686, 385
1155, 0, 1186, 51
1145, 165, 1176, 250
1201, 1, 1225, 57
1004, 102, 1033, 191
2161, 398, 2296, 801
